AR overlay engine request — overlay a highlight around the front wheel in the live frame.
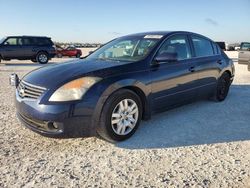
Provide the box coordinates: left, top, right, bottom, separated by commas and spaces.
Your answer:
213, 72, 231, 102
76, 53, 81, 58
36, 52, 49, 64
97, 89, 142, 142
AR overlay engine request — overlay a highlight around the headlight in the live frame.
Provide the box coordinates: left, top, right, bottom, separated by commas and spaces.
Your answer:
49, 77, 101, 102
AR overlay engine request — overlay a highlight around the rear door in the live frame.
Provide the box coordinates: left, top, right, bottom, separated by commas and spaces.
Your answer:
238, 42, 250, 64
150, 34, 199, 112
21, 37, 35, 58
189, 35, 221, 98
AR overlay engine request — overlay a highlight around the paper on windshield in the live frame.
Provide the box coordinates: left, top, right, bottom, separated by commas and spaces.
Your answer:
144, 35, 163, 39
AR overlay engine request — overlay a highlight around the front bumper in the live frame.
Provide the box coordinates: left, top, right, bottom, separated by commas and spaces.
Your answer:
15, 90, 94, 138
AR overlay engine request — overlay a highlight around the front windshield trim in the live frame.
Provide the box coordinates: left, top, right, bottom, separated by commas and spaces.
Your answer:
0, 37, 7, 44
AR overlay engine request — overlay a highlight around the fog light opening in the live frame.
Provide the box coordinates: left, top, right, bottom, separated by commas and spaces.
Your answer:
47, 122, 59, 130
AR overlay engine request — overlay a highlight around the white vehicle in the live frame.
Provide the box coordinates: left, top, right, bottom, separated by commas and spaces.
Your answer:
238, 42, 250, 65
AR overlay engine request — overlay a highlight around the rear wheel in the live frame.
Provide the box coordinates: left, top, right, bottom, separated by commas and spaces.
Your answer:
76, 53, 81, 58
57, 53, 62, 58
36, 52, 49, 64
97, 89, 142, 142
213, 72, 231, 101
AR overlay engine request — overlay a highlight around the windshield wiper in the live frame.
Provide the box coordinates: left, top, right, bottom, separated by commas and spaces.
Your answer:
96, 58, 121, 62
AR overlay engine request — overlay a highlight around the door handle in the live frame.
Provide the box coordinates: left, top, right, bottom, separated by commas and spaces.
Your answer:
189, 66, 195, 72
217, 60, 223, 65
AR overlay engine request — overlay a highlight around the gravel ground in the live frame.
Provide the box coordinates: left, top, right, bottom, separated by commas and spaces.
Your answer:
0, 52, 250, 187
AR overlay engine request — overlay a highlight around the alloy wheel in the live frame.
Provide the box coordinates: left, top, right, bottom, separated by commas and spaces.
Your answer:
111, 99, 139, 136
39, 54, 48, 63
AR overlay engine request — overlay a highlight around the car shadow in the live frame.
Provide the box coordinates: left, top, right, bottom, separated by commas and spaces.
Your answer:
117, 85, 250, 149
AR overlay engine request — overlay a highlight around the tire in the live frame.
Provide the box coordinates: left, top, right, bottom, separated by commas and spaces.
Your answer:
76, 53, 81, 58
57, 53, 62, 58
97, 89, 142, 142
213, 72, 231, 102
36, 52, 49, 64
31, 59, 37, 63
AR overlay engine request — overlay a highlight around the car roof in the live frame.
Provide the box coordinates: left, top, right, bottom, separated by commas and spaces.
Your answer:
6, 36, 51, 39
121, 31, 213, 41
124, 31, 195, 37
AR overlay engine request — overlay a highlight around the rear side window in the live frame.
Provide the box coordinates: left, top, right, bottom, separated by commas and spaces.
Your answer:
157, 35, 191, 60
34, 38, 53, 46
191, 36, 214, 57
22, 38, 34, 45
212, 42, 220, 55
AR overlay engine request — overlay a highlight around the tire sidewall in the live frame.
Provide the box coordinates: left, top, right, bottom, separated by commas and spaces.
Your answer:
216, 73, 230, 101
98, 89, 142, 142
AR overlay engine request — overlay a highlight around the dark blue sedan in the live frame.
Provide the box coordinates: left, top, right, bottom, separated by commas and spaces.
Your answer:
12, 31, 235, 142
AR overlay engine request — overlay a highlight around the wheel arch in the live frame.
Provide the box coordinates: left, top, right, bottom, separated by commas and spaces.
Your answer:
36, 50, 49, 56
92, 79, 151, 132
122, 85, 150, 120
224, 70, 231, 77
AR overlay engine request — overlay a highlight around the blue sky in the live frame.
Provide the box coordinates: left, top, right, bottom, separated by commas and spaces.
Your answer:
0, 0, 249, 43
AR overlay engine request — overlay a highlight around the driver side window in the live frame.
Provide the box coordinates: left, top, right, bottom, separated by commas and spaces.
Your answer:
4, 38, 18, 45
157, 35, 191, 61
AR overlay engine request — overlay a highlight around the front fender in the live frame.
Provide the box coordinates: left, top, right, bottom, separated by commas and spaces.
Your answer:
92, 78, 151, 130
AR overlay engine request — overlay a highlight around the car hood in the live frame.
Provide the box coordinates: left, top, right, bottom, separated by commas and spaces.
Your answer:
23, 59, 129, 89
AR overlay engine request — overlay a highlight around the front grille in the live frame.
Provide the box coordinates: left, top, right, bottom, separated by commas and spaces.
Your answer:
17, 80, 46, 99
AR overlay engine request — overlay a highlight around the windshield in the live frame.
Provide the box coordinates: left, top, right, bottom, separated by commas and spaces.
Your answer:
86, 35, 162, 62
241, 42, 250, 50
0, 37, 6, 44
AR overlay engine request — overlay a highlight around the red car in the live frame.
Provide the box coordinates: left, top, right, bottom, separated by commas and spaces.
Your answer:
56, 45, 82, 58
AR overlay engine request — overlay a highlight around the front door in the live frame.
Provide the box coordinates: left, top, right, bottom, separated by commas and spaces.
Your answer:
1, 37, 23, 59
150, 34, 198, 112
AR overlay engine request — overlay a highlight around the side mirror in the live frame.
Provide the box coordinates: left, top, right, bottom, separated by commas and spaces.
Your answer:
154, 52, 178, 63
4, 41, 10, 45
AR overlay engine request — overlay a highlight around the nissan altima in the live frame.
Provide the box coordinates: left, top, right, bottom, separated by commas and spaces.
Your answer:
12, 31, 235, 142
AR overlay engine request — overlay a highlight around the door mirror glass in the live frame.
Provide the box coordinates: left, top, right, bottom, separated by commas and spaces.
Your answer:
155, 52, 177, 63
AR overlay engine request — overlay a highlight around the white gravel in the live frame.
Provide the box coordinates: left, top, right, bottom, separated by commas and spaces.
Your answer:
0, 52, 250, 187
